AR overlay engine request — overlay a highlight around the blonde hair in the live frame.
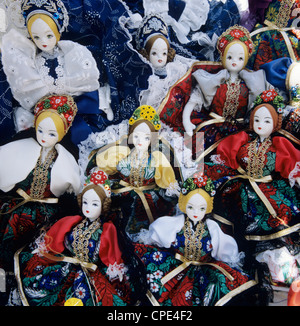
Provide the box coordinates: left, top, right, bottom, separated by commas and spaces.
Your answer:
222, 40, 249, 69
27, 14, 60, 43
178, 189, 214, 215
35, 110, 65, 141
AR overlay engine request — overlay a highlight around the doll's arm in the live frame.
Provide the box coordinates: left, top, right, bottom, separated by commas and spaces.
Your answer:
152, 151, 180, 196
98, 84, 114, 121
216, 131, 250, 169
239, 69, 272, 111
182, 86, 203, 136
100, 221, 127, 281
96, 145, 130, 175
147, 214, 185, 248
44, 215, 82, 254
273, 137, 300, 186
207, 219, 243, 267
193, 68, 229, 108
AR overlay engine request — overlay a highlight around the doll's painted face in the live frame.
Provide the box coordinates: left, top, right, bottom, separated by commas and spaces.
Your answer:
224, 43, 245, 73
30, 18, 57, 53
82, 188, 102, 221
149, 37, 168, 69
253, 106, 274, 140
132, 122, 151, 153
36, 117, 59, 148
186, 193, 207, 225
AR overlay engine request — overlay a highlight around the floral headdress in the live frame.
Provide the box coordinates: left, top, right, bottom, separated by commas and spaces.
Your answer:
178, 173, 216, 214
83, 167, 111, 198
217, 25, 253, 60
21, 0, 69, 33
129, 105, 161, 131
180, 172, 216, 197
34, 94, 78, 134
252, 89, 285, 114
135, 14, 169, 51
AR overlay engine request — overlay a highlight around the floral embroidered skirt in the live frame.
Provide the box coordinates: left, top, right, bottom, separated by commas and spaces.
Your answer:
15, 246, 135, 306
134, 243, 257, 306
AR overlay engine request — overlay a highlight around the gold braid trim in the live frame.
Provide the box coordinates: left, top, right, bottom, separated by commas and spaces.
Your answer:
246, 137, 272, 179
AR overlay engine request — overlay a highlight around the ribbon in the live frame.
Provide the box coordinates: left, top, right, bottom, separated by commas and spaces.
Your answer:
42, 251, 98, 272
194, 113, 244, 163
277, 129, 300, 146
161, 253, 234, 285
195, 112, 244, 133
250, 20, 297, 62
112, 181, 156, 223
0, 188, 58, 215
223, 167, 289, 227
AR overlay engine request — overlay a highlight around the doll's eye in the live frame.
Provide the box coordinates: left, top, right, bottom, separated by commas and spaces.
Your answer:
151, 51, 157, 56
83, 200, 88, 205
33, 36, 40, 40
239, 57, 243, 61
187, 205, 193, 210
47, 34, 54, 39
227, 55, 232, 60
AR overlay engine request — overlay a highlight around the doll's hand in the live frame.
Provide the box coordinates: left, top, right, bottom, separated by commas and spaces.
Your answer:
183, 120, 196, 137
102, 106, 114, 121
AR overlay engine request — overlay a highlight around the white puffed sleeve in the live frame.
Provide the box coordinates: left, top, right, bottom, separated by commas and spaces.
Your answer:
136, 214, 185, 248
239, 69, 273, 110
207, 219, 243, 267
1, 29, 50, 110
51, 144, 81, 196
192, 68, 230, 108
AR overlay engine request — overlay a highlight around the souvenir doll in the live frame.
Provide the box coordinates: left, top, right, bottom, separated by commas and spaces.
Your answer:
134, 176, 257, 306
123, 0, 244, 61
181, 25, 270, 140
205, 89, 300, 288
14, 167, 147, 306
0, 94, 81, 270
159, 25, 271, 158
94, 105, 179, 236
135, 14, 195, 111
1, 0, 113, 145
261, 57, 300, 140
247, 0, 300, 71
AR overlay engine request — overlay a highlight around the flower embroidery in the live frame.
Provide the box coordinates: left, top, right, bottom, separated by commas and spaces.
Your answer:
152, 251, 163, 262
261, 89, 277, 102
90, 170, 107, 185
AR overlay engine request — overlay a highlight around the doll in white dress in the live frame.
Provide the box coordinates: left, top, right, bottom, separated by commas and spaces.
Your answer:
0, 94, 80, 270
1, 0, 113, 144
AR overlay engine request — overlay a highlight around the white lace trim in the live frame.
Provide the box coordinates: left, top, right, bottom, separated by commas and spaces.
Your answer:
106, 262, 128, 282
210, 154, 225, 165
289, 161, 300, 187
78, 121, 198, 186
165, 181, 180, 197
